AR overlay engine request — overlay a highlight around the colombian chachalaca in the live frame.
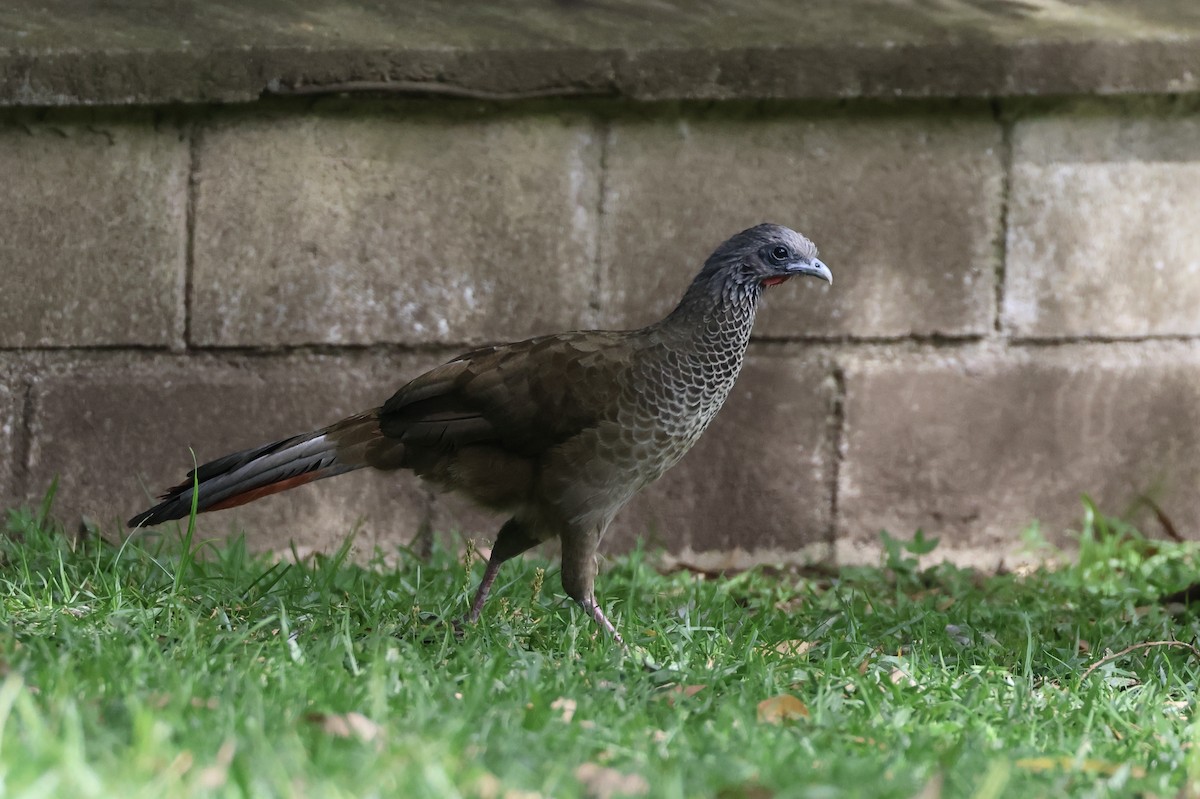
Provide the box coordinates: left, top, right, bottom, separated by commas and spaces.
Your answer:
129, 223, 832, 642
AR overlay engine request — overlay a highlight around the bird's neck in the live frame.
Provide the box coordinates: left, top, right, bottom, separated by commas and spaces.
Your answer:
656, 269, 762, 357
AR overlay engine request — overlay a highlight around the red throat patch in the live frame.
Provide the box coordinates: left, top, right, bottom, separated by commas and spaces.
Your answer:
761, 276, 791, 287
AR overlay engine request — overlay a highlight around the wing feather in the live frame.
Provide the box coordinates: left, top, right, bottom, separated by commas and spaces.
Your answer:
378, 332, 634, 456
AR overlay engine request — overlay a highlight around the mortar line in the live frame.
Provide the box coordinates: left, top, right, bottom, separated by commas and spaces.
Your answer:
827, 363, 847, 566
183, 121, 199, 349
9, 331, 1200, 358
589, 117, 612, 320
992, 98, 1015, 337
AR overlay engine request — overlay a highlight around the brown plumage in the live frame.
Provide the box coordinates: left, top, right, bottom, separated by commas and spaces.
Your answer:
129, 223, 832, 642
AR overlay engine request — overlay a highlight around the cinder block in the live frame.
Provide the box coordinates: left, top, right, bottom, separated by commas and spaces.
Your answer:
838, 346, 1200, 566
1005, 113, 1200, 338
0, 121, 187, 347
26, 353, 465, 555
599, 113, 1003, 338
191, 113, 601, 347
612, 350, 835, 569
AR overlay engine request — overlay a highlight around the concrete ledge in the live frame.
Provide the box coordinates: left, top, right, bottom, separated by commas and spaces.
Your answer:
3, 1, 1200, 106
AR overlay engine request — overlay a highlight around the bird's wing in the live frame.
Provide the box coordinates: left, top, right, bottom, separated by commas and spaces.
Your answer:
379, 332, 634, 456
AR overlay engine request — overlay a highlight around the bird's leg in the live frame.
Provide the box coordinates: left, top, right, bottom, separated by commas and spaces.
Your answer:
560, 526, 624, 646
579, 597, 624, 646
466, 557, 503, 623
465, 518, 540, 624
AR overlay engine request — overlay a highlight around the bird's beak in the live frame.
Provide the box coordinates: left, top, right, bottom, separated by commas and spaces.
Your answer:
787, 257, 832, 285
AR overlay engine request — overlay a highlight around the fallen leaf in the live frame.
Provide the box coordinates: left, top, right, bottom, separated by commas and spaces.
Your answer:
756, 694, 809, 724
551, 697, 577, 722
773, 640, 818, 657
660, 684, 706, 706
575, 762, 650, 799
305, 712, 383, 743
889, 667, 917, 687
773, 597, 806, 613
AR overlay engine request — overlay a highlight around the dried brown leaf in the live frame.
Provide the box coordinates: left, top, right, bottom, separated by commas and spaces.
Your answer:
756, 694, 809, 724
659, 684, 706, 707
305, 711, 383, 743
773, 640, 818, 657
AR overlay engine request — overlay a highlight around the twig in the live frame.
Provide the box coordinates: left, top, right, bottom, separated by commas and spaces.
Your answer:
265, 79, 614, 101
1137, 494, 1184, 542
1080, 640, 1200, 681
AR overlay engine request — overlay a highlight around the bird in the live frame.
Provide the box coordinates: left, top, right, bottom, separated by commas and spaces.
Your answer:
129, 223, 832, 643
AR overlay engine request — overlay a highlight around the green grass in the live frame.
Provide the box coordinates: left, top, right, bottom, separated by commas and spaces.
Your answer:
2, 501, 1200, 799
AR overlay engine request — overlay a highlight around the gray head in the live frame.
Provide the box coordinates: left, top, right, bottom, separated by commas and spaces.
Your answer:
704, 223, 831, 289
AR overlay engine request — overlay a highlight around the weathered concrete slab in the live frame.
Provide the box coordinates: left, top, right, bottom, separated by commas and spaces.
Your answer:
613, 350, 836, 569
838, 345, 1200, 567
599, 113, 1002, 338
0, 121, 186, 347
1005, 110, 1200, 338
191, 112, 600, 347
25, 353, 453, 554
1, 1, 1198, 106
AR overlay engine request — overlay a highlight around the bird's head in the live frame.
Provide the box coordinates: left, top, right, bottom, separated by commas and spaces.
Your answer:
717, 223, 832, 290
671, 223, 832, 321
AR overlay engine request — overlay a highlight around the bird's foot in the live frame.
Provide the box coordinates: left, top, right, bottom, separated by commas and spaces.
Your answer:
581, 598, 625, 648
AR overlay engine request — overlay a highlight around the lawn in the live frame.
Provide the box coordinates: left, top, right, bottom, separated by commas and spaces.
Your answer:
1, 497, 1199, 798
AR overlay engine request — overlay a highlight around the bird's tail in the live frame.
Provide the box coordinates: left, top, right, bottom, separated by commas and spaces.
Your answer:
128, 411, 388, 528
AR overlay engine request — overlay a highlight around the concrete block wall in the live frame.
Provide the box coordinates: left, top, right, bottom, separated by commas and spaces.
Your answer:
3, 96, 1200, 570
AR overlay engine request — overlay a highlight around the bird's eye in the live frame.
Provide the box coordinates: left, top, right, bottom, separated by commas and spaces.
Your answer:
769, 246, 790, 264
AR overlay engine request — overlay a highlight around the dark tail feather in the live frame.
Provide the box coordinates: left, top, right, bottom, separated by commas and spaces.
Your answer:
128, 412, 383, 528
